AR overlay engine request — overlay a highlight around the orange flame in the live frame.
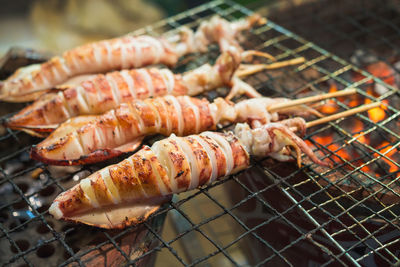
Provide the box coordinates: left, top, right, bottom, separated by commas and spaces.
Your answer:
376, 142, 398, 173
352, 61, 396, 87
366, 61, 396, 86
368, 106, 386, 122
320, 83, 339, 114
365, 88, 388, 123
353, 120, 367, 144
308, 135, 352, 163
310, 63, 398, 176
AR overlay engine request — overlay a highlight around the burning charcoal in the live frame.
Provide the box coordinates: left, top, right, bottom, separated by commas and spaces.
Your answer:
394, 61, 400, 86
353, 60, 396, 100
374, 83, 390, 95
350, 49, 378, 67
371, 159, 394, 177
301, 67, 322, 80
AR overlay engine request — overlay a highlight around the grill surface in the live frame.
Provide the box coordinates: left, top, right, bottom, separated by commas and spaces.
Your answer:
1, 1, 400, 266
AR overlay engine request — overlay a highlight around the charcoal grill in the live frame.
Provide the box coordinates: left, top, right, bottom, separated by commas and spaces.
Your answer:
1, 0, 400, 266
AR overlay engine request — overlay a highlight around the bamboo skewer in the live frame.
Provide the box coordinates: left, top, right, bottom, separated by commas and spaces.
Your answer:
236, 57, 306, 77
267, 88, 357, 113
305, 101, 381, 128
287, 101, 381, 133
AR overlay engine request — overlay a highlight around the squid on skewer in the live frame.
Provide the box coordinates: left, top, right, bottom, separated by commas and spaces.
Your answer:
31, 92, 319, 165
49, 118, 327, 229
5, 49, 304, 136
0, 15, 265, 102
5, 51, 243, 136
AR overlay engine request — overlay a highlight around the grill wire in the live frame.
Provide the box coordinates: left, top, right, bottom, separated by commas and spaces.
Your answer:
1, 0, 400, 266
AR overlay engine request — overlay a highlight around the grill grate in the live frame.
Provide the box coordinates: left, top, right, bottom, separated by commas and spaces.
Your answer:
1, 1, 400, 266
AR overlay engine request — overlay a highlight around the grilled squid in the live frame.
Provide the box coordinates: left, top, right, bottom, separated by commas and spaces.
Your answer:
5, 51, 240, 136
31, 94, 318, 165
0, 14, 264, 102
49, 118, 327, 229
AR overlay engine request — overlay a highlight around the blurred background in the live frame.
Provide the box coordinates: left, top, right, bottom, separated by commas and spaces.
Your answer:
2, 0, 400, 61
0, 0, 266, 56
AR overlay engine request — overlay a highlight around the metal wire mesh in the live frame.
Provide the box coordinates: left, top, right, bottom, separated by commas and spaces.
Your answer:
0, 0, 399, 266
266, 0, 400, 70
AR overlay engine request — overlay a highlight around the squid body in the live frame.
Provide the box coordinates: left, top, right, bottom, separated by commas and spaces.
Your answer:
0, 15, 264, 102
30, 95, 316, 165
49, 119, 327, 229
5, 51, 240, 135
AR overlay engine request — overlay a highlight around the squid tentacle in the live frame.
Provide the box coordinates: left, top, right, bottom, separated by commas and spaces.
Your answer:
234, 120, 329, 167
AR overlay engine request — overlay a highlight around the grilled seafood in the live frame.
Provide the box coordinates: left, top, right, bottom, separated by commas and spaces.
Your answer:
0, 15, 265, 102
49, 118, 327, 229
31, 94, 318, 165
6, 51, 241, 135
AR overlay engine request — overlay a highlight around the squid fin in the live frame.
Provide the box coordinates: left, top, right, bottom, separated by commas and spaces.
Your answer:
0, 90, 50, 103
114, 137, 144, 153
31, 147, 124, 166
7, 124, 59, 137
31, 137, 144, 166
9, 127, 51, 138
51, 195, 172, 229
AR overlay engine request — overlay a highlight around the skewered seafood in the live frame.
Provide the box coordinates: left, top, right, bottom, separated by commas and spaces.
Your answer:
49, 118, 327, 229
5, 50, 305, 136
31, 93, 319, 165
0, 15, 265, 102
5, 51, 241, 135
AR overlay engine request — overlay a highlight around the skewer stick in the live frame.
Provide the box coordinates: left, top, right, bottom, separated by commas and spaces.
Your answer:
267, 88, 357, 113
236, 57, 306, 77
305, 102, 381, 128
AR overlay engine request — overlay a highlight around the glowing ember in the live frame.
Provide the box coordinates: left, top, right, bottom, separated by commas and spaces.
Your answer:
377, 142, 398, 173
366, 61, 396, 86
365, 88, 388, 122
348, 99, 359, 108
309, 66, 397, 176
352, 61, 393, 123
307, 135, 352, 163
352, 61, 396, 87
320, 83, 339, 114
367, 106, 386, 122
347, 119, 367, 144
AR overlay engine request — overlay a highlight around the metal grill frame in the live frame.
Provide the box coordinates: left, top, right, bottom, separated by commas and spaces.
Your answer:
0, 1, 399, 266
